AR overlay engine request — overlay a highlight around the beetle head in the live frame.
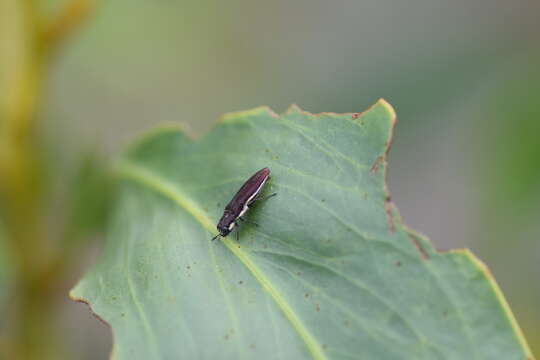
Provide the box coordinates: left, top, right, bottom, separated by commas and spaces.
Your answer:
217, 210, 235, 237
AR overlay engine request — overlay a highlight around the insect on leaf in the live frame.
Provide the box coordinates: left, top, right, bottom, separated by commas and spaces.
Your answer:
71, 100, 533, 360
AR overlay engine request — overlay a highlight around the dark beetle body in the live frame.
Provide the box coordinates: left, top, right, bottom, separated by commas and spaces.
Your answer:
215, 167, 271, 239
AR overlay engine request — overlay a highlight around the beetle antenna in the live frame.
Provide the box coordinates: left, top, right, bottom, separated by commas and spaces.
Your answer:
211, 234, 220, 241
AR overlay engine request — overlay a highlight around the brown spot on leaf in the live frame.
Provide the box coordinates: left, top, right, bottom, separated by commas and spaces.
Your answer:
305, 293, 309, 298
384, 196, 396, 232
409, 234, 430, 260
370, 155, 384, 174
72, 297, 111, 329
352, 113, 360, 119
316, 304, 320, 312
395, 261, 401, 267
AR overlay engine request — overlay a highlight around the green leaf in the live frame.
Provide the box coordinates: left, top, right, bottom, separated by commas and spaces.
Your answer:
63, 152, 113, 243
71, 100, 532, 359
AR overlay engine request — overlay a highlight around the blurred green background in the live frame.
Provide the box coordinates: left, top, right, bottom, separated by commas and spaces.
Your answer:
1, 0, 539, 358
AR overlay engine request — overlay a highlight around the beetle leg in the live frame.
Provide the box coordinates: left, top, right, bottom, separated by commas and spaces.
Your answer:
239, 216, 259, 227
254, 192, 277, 202
234, 221, 241, 241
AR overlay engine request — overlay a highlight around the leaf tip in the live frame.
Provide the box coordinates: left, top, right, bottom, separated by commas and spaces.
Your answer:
285, 104, 303, 114
350, 98, 396, 126
376, 98, 397, 122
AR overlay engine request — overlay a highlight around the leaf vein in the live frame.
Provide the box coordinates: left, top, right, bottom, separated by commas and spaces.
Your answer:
119, 161, 328, 360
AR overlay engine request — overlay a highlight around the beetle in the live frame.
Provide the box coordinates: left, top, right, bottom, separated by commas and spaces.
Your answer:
212, 167, 276, 241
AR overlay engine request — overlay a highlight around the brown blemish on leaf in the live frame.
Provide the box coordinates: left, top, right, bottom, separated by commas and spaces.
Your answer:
370, 156, 384, 174
71, 296, 112, 329
384, 196, 396, 232
224, 328, 235, 341
409, 234, 430, 260
316, 304, 320, 312
395, 261, 401, 267
349, 101, 385, 123
305, 293, 309, 298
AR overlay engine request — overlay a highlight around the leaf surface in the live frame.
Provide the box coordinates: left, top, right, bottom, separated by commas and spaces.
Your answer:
72, 100, 532, 359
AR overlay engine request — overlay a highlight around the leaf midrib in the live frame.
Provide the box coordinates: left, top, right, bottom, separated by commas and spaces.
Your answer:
118, 161, 328, 360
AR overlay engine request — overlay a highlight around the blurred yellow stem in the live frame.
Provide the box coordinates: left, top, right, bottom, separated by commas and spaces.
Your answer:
0, 0, 94, 358
43, 0, 94, 52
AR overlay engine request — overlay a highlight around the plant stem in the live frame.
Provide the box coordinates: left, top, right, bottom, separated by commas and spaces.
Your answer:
0, 0, 94, 358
